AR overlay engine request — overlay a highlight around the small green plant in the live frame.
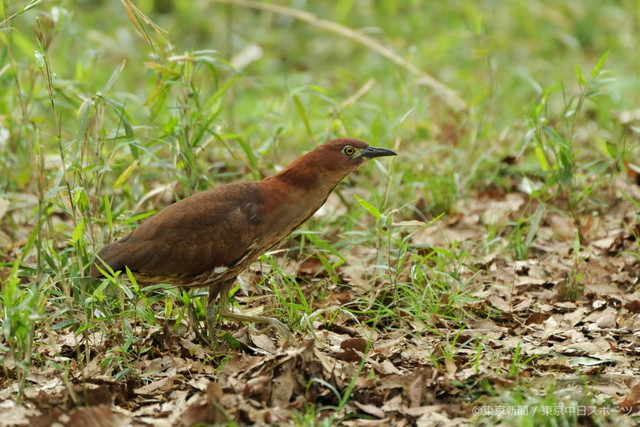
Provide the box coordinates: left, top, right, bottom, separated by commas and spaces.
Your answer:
260, 253, 313, 331
526, 52, 613, 220
508, 341, 538, 378
508, 203, 544, 260
352, 193, 478, 332
561, 232, 585, 300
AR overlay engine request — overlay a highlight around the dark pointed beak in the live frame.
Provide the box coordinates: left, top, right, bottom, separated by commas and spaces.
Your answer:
361, 145, 397, 159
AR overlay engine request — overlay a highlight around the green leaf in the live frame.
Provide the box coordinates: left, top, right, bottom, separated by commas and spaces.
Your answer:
293, 94, 314, 141
235, 137, 260, 179
559, 149, 573, 174
209, 75, 239, 104
605, 140, 617, 158
534, 145, 549, 171
103, 97, 135, 140
354, 194, 381, 219
590, 51, 610, 78
192, 107, 222, 148
103, 195, 113, 233
573, 230, 581, 254
113, 160, 139, 189
103, 60, 126, 94
126, 211, 155, 224
123, 267, 138, 296
541, 124, 564, 145
33, 50, 45, 68
524, 203, 544, 249
305, 233, 346, 264
308, 85, 328, 94
223, 332, 244, 349
575, 64, 586, 86
145, 61, 181, 77
71, 219, 85, 244
77, 97, 94, 138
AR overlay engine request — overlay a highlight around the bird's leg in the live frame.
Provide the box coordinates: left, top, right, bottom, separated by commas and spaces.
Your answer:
206, 281, 227, 346
214, 280, 294, 343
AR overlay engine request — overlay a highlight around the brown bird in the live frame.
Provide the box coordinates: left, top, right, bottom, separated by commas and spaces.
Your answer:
90, 138, 396, 340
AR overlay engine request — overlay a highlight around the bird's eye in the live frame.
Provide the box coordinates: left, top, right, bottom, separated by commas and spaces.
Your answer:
343, 146, 356, 156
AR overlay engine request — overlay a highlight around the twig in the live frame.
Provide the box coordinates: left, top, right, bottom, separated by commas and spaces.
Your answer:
213, 0, 467, 111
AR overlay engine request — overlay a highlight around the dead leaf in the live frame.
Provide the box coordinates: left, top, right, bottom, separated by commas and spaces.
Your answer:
524, 312, 550, 325
620, 383, 640, 414
353, 401, 386, 418
67, 405, 129, 427
595, 307, 618, 329
134, 377, 175, 395
180, 382, 227, 427
341, 337, 368, 353
270, 362, 297, 407
331, 348, 362, 362
408, 370, 426, 407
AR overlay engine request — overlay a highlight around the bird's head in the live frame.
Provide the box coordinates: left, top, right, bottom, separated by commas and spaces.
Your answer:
310, 138, 397, 175
272, 138, 396, 189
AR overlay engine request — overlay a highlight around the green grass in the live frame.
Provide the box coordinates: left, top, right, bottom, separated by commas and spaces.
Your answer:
2, 0, 639, 425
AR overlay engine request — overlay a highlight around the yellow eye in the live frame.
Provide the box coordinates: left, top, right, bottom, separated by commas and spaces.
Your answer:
343, 146, 356, 156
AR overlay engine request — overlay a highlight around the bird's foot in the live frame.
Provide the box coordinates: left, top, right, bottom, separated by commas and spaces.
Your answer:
252, 316, 295, 343
218, 305, 294, 344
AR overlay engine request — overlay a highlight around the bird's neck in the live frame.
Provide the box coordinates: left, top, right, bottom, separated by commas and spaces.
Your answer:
269, 155, 346, 195
259, 159, 346, 221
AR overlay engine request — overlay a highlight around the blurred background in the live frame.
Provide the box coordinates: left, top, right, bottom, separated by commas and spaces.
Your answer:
3, 1, 638, 218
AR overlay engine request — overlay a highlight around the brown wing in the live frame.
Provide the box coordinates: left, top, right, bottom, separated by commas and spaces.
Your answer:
90, 181, 262, 277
